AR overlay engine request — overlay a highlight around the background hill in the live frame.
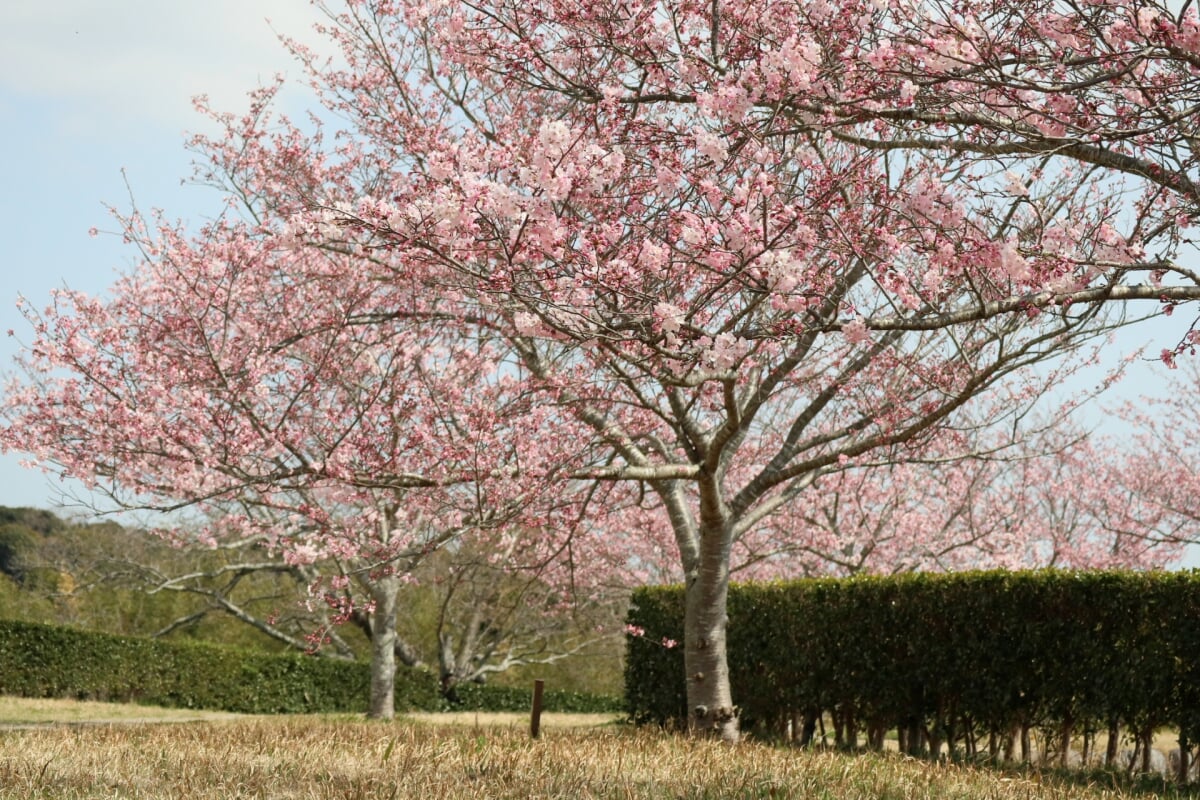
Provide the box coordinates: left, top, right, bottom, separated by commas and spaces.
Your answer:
0, 507, 622, 695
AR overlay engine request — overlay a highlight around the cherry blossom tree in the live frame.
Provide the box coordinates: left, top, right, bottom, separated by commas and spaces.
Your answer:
125, 504, 637, 698
8, 0, 1200, 739
1092, 358, 1200, 553
0, 207, 602, 718
729, 423, 1186, 580
263, 0, 1200, 739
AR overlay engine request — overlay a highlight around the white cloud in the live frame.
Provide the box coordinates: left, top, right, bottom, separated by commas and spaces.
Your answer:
0, 0, 328, 130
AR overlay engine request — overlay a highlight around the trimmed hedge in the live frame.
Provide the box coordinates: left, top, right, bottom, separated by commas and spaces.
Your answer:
625, 570, 1200, 746
0, 619, 435, 713
0, 619, 620, 715
448, 682, 624, 714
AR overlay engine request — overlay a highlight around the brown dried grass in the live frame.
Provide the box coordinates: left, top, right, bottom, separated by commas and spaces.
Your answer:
403, 710, 620, 729
0, 695, 244, 725
0, 711, 1163, 799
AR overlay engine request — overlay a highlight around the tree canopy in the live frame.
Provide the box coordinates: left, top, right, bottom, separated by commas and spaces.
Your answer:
4, 0, 1200, 738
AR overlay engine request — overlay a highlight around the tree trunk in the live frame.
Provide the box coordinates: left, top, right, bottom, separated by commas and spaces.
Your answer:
683, 517, 737, 742
1179, 734, 1190, 785
351, 609, 425, 670
1106, 719, 1120, 766
930, 711, 947, 761
867, 721, 886, 751
905, 720, 927, 757
1059, 718, 1073, 768
367, 574, 400, 720
799, 710, 819, 747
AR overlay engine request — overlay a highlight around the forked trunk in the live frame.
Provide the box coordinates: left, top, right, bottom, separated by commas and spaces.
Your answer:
368, 574, 400, 720
683, 517, 738, 742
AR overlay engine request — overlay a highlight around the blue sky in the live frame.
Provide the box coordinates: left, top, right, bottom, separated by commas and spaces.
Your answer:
0, 2, 1195, 564
0, 1, 326, 512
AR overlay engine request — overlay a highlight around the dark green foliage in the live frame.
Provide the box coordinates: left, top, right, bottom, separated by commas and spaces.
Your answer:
0, 619, 439, 714
0, 524, 35, 582
623, 586, 686, 727
0, 619, 621, 715
625, 570, 1200, 746
448, 682, 624, 714
0, 507, 68, 536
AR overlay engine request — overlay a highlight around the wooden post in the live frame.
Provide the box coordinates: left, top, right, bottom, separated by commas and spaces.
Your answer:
1178, 733, 1190, 785
530, 679, 545, 739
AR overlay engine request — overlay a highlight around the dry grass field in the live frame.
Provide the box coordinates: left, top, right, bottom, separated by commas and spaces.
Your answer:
0, 697, 1187, 799
0, 695, 245, 727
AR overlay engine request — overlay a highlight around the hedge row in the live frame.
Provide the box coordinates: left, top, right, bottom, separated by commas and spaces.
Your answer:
449, 682, 623, 714
625, 571, 1200, 748
0, 619, 420, 713
0, 619, 619, 715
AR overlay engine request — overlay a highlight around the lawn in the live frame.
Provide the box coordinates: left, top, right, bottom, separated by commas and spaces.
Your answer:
0, 696, 1184, 798
0, 695, 245, 726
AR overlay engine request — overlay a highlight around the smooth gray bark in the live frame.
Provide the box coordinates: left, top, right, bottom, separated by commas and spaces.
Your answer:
367, 574, 400, 720
682, 483, 738, 742
683, 565, 736, 740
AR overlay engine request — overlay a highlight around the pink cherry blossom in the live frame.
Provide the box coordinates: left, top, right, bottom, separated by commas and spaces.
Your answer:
6, 0, 1200, 742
